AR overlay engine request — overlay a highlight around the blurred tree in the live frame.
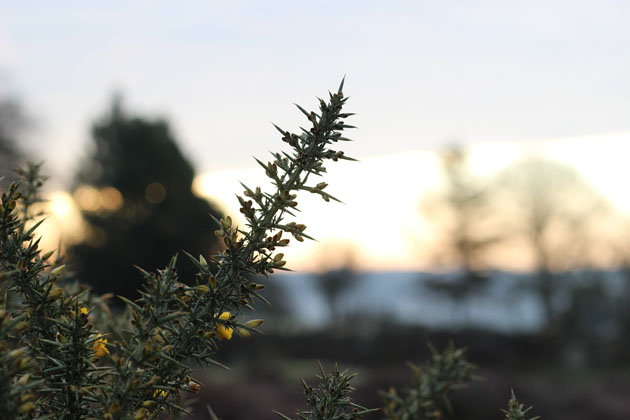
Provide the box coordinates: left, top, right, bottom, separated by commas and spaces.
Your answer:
0, 97, 28, 187
556, 271, 617, 367
421, 145, 499, 299
319, 266, 357, 322
610, 220, 630, 359
496, 157, 609, 327
69, 96, 223, 299
317, 248, 357, 324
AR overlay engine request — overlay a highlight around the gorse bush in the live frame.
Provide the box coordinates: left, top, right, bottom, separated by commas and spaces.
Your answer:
0, 81, 536, 419
275, 363, 377, 420
379, 343, 477, 420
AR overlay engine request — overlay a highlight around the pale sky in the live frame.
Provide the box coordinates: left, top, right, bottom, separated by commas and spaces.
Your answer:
2, 1, 629, 187
3, 1, 630, 271
189, 134, 630, 272
40, 133, 630, 272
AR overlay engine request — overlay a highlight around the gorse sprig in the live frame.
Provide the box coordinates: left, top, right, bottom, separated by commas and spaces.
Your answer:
380, 343, 477, 420
276, 362, 377, 420
502, 391, 540, 420
215, 78, 354, 280
101, 79, 355, 418
0, 80, 355, 419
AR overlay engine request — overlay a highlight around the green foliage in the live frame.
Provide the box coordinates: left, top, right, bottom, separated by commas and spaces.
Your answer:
70, 97, 224, 299
380, 343, 477, 420
276, 363, 377, 420
0, 81, 355, 419
1, 164, 105, 419
502, 391, 539, 420
0, 81, 537, 420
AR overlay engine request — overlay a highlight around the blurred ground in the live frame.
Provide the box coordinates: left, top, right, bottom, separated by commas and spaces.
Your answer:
183, 327, 630, 420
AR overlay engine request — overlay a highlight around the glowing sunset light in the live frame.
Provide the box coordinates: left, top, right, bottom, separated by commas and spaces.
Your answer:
193, 150, 444, 272
32, 133, 630, 273
192, 133, 630, 272
48, 191, 75, 218
35, 191, 85, 254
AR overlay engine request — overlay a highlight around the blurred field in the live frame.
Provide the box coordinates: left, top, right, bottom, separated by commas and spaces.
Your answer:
189, 326, 630, 420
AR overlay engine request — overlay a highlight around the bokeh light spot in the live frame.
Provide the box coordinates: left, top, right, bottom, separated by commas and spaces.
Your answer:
101, 186, 123, 211
145, 182, 167, 204
74, 185, 101, 212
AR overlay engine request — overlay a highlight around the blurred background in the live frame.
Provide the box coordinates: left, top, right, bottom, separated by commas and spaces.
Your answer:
2, 1, 630, 419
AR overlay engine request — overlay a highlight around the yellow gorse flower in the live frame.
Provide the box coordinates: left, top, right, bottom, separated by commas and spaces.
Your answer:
80, 307, 88, 315
216, 311, 233, 340
153, 389, 168, 398
93, 335, 110, 357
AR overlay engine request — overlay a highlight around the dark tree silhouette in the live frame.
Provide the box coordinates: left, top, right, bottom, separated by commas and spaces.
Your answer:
0, 98, 28, 187
316, 249, 357, 324
69, 97, 223, 299
318, 266, 357, 321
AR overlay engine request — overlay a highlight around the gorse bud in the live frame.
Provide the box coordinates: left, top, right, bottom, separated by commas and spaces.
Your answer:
199, 255, 208, 267
237, 328, 251, 338
19, 402, 35, 413
146, 376, 160, 387
273, 253, 286, 267
49, 287, 63, 300
133, 408, 148, 420
245, 319, 264, 328
51, 265, 66, 276
41, 250, 54, 260
220, 216, 232, 230
9, 348, 27, 360
248, 282, 265, 290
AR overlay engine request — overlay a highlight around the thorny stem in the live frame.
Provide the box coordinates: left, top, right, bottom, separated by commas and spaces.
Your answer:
102, 79, 355, 419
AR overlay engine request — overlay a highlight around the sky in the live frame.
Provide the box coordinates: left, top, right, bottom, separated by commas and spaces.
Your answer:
2, 1, 629, 180
190, 134, 630, 272
2, 1, 630, 271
